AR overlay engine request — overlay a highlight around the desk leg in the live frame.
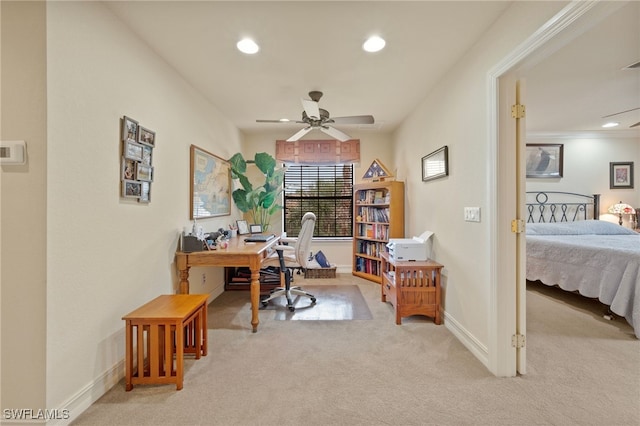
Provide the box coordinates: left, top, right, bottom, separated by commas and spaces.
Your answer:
434, 269, 442, 325
175, 321, 184, 391
176, 253, 190, 294
249, 258, 261, 333
125, 320, 133, 391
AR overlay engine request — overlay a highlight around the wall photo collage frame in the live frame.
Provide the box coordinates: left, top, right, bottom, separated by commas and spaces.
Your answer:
121, 115, 155, 203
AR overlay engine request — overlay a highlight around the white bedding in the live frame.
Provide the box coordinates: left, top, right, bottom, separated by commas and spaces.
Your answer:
526, 221, 640, 338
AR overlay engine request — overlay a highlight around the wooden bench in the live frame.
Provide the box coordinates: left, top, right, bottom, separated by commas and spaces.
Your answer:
122, 294, 208, 391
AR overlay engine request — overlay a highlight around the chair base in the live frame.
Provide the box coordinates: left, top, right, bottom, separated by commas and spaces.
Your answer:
260, 285, 316, 312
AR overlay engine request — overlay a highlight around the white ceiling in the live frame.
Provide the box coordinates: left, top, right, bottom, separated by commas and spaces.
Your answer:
105, 1, 640, 140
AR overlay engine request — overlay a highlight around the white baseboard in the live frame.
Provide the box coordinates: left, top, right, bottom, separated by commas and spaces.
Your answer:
443, 310, 489, 369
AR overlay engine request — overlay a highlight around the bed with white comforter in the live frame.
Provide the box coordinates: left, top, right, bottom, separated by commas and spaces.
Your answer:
526, 220, 640, 338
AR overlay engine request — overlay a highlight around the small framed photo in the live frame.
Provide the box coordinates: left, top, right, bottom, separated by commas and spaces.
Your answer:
124, 140, 144, 162
122, 116, 138, 143
250, 224, 263, 234
136, 164, 153, 182
138, 181, 151, 203
422, 145, 449, 182
121, 157, 136, 180
138, 126, 156, 147
526, 144, 563, 178
236, 220, 249, 235
610, 162, 634, 189
122, 179, 142, 198
141, 145, 153, 166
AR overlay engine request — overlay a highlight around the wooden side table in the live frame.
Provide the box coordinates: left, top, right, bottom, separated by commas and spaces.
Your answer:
380, 252, 443, 325
122, 294, 208, 391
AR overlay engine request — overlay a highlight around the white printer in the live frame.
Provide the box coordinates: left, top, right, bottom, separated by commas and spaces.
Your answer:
386, 231, 434, 261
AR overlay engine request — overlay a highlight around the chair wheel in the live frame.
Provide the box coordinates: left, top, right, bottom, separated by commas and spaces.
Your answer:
311, 297, 316, 303
261, 301, 268, 307
288, 306, 295, 312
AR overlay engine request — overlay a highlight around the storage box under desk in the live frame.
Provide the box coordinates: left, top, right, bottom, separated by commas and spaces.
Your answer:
380, 252, 443, 325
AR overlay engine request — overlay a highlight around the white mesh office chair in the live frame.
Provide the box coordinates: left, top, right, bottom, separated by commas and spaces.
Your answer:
260, 212, 317, 312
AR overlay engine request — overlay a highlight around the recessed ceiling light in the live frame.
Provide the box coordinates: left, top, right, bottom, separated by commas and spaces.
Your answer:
602, 122, 619, 128
237, 38, 259, 54
363, 35, 385, 53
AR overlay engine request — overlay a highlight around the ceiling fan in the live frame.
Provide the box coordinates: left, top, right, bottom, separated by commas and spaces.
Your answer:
256, 91, 374, 141
602, 107, 640, 128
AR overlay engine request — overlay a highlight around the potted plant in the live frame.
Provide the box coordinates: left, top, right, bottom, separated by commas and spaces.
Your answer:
229, 152, 284, 232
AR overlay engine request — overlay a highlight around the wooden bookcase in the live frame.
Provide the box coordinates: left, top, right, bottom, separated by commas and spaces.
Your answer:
352, 180, 404, 283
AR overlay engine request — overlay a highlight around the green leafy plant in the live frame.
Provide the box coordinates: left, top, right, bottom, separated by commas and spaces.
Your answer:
229, 152, 284, 232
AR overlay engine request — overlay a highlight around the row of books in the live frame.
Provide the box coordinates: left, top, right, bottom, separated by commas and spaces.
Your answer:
356, 223, 389, 240
356, 206, 390, 223
356, 189, 389, 205
354, 257, 380, 276
356, 240, 388, 257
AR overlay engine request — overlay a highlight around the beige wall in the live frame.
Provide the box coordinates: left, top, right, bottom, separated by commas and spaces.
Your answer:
243, 130, 394, 271
43, 1, 242, 414
0, 0, 47, 412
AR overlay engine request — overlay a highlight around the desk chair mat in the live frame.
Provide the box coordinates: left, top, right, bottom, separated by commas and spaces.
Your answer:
262, 285, 373, 321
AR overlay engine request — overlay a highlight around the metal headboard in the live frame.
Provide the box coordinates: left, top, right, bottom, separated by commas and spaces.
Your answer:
526, 191, 600, 223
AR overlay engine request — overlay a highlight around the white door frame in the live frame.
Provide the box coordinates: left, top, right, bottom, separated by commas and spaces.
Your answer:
487, 0, 623, 377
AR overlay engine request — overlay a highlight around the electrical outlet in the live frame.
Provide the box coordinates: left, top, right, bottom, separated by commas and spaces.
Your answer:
201, 273, 206, 285
464, 207, 481, 222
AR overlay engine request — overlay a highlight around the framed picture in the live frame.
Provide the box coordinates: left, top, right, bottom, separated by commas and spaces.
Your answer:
138, 126, 156, 147
121, 157, 136, 180
250, 224, 263, 234
422, 145, 449, 182
190, 145, 231, 219
124, 140, 144, 162
122, 116, 138, 143
236, 220, 249, 235
122, 180, 142, 198
141, 145, 153, 166
136, 164, 153, 182
138, 181, 151, 203
610, 162, 634, 189
526, 144, 563, 178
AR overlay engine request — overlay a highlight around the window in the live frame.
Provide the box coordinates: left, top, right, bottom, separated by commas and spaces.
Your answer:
283, 164, 353, 238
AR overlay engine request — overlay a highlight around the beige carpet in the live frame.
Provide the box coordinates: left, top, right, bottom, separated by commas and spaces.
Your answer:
260, 285, 373, 320
72, 275, 639, 426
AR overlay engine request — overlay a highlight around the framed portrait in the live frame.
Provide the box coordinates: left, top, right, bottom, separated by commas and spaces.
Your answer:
136, 164, 153, 182
122, 179, 142, 198
526, 144, 563, 178
124, 140, 144, 162
190, 144, 231, 219
250, 224, 263, 234
121, 157, 136, 180
422, 145, 449, 182
236, 220, 249, 235
610, 162, 634, 189
138, 181, 151, 203
122, 116, 138, 143
138, 126, 156, 147
141, 145, 153, 166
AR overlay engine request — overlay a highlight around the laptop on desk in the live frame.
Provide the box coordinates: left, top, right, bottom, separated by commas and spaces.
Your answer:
244, 233, 277, 243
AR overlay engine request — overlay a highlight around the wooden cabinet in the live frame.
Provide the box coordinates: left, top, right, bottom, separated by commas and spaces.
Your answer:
352, 181, 404, 283
380, 252, 443, 325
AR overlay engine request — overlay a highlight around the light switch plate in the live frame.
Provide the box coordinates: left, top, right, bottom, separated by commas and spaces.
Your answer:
464, 207, 481, 222
0, 140, 26, 165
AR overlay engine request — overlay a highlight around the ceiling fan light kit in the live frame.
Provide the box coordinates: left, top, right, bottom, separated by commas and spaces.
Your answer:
257, 91, 375, 142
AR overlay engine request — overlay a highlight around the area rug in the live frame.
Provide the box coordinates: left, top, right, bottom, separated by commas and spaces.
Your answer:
263, 285, 373, 320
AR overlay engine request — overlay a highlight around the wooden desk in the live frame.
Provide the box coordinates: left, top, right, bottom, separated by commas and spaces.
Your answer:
122, 294, 208, 391
175, 236, 279, 332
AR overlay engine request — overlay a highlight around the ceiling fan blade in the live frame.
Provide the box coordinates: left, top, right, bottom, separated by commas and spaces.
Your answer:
256, 119, 305, 124
602, 107, 640, 118
301, 99, 320, 120
630, 121, 640, 128
286, 126, 313, 142
330, 115, 375, 125
320, 125, 351, 142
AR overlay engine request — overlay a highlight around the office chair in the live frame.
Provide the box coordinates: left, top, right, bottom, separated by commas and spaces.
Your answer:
260, 212, 317, 312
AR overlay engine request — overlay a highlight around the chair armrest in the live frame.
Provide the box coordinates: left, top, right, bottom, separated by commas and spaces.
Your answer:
272, 244, 295, 252
280, 237, 297, 244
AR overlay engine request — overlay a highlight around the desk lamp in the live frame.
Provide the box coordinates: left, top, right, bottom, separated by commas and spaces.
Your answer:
607, 201, 635, 226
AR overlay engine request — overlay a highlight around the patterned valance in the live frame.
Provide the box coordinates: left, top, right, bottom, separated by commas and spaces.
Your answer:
275, 139, 360, 165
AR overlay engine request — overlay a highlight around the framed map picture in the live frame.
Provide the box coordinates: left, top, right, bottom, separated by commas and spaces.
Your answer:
190, 145, 231, 219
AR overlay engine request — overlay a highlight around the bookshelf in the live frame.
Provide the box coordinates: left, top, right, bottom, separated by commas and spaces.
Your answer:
352, 180, 404, 283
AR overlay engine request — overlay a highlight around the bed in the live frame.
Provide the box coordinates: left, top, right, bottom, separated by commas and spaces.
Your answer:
525, 191, 640, 338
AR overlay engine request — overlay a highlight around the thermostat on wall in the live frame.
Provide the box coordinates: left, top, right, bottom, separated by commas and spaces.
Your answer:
0, 140, 26, 165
